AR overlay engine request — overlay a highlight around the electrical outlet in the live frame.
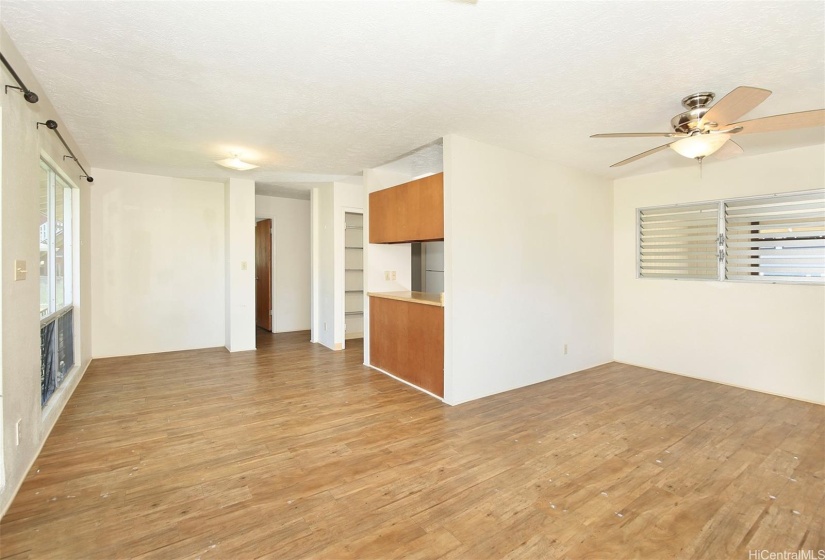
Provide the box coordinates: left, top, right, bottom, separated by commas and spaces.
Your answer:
563, 344, 568, 355
241, 261, 248, 271
324, 322, 328, 331
15, 419, 22, 446
391, 271, 396, 281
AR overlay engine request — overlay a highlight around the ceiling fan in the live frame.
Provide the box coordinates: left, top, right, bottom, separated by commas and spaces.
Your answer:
592, 86, 825, 167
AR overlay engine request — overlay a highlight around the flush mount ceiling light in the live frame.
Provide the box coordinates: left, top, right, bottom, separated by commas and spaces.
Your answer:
215, 153, 259, 171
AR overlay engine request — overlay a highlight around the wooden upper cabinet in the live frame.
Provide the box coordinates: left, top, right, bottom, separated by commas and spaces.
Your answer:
369, 173, 444, 244
369, 186, 398, 243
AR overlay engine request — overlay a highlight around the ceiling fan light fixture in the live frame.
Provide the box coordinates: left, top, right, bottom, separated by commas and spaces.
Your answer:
215, 154, 259, 171
670, 133, 731, 159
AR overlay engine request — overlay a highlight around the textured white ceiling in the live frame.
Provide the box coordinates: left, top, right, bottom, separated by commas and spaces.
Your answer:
2, 0, 823, 188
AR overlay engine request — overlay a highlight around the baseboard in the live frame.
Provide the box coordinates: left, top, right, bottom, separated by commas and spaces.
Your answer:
225, 345, 256, 353
0, 358, 91, 520
92, 344, 226, 360
273, 329, 312, 335
443, 360, 614, 406
317, 340, 343, 351
367, 365, 445, 403
615, 360, 825, 406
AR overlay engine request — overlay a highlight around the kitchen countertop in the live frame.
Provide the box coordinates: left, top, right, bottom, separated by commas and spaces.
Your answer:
367, 291, 444, 307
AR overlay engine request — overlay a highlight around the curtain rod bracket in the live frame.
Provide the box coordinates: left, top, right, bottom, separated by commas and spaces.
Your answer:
37, 120, 93, 183
4, 84, 39, 103
1, 52, 39, 103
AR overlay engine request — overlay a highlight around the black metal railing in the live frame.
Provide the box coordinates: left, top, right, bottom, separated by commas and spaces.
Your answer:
41, 306, 74, 405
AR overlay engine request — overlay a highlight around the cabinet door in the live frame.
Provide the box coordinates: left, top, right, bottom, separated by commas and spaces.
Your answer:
409, 173, 444, 242
369, 173, 444, 244
369, 187, 395, 243
369, 297, 444, 397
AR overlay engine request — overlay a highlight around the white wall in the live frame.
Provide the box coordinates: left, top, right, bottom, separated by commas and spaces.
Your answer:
255, 195, 311, 333
89, 169, 225, 357
314, 184, 336, 349
311, 181, 366, 351
614, 145, 825, 404
310, 188, 321, 342
225, 178, 256, 352
0, 28, 93, 517
443, 134, 614, 405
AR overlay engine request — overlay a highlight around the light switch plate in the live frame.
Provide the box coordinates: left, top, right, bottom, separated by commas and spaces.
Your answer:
14, 260, 27, 281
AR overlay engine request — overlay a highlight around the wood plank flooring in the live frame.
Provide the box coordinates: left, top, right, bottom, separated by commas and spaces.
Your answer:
1, 331, 823, 559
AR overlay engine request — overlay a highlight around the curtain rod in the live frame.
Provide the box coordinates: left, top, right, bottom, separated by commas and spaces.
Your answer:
37, 120, 93, 183
0, 51, 39, 103
2, 51, 92, 183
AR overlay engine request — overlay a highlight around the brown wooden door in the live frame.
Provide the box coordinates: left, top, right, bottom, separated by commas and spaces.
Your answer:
255, 219, 272, 331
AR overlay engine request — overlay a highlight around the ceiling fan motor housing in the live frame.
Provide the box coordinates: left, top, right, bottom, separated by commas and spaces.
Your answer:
681, 92, 715, 109
671, 92, 716, 134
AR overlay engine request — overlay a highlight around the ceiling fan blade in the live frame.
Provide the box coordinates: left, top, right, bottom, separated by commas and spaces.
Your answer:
592, 132, 687, 138
700, 86, 772, 129
713, 139, 744, 161
610, 143, 672, 167
727, 109, 825, 135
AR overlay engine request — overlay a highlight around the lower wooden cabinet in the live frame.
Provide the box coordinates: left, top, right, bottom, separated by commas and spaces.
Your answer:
369, 296, 444, 397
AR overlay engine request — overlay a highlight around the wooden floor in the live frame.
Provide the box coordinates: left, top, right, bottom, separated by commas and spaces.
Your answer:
1, 331, 823, 559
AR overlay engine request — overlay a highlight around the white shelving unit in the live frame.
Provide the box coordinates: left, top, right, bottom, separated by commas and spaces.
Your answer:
344, 212, 364, 339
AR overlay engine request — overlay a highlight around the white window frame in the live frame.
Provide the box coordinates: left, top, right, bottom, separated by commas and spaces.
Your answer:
39, 155, 79, 407
39, 157, 75, 323
637, 189, 825, 285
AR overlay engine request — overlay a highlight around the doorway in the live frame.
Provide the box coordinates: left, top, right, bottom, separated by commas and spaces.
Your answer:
255, 219, 272, 331
344, 212, 364, 343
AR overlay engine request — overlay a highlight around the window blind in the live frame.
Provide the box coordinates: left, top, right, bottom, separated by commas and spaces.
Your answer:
638, 202, 720, 279
725, 190, 825, 283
